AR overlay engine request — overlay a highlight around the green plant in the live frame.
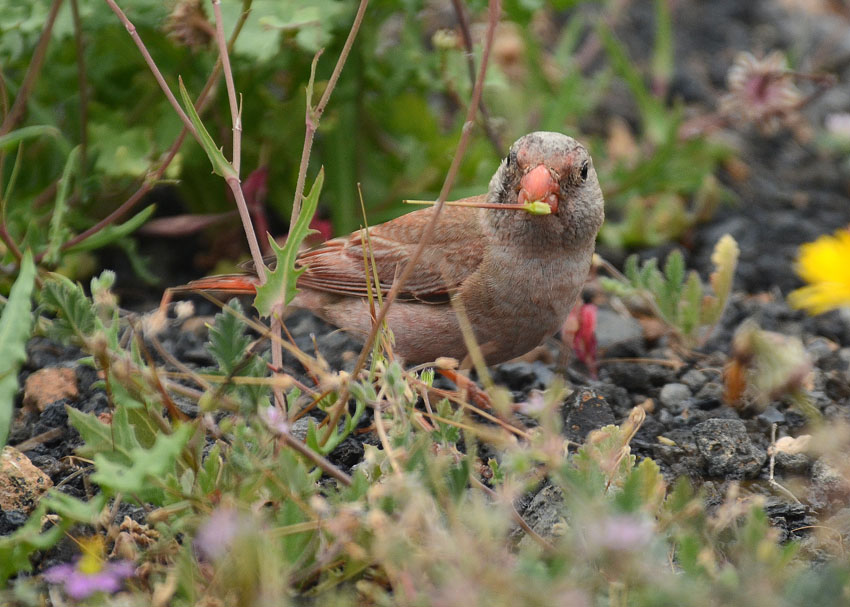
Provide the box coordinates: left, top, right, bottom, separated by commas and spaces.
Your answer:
600, 233, 739, 346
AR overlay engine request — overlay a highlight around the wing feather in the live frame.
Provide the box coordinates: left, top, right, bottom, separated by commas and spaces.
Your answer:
295, 203, 486, 302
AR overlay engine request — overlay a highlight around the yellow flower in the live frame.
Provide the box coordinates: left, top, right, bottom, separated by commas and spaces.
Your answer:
788, 228, 850, 314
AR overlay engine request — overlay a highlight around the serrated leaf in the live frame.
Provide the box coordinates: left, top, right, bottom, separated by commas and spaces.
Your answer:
178, 77, 237, 180
599, 277, 635, 297
254, 168, 323, 316
67, 406, 137, 465
207, 299, 253, 375
659, 249, 685, 320
90, 423, 194, 503
639, 258, 660, 290
39, 274, 98, 343
0, 251, 35, 447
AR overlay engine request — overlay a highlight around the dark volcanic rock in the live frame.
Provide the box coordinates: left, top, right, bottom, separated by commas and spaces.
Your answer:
562, 389, 616, 443
693, 418, 767, 479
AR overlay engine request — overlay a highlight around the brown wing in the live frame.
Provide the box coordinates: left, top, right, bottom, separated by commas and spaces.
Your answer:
295, 201, 486, 303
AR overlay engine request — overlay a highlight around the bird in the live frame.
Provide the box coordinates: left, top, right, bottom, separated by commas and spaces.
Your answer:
183, 131, 605, 367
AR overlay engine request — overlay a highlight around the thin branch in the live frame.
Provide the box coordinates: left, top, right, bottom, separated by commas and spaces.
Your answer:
53, 3, 253, 257
211, 0, 242, 176
225, 175, 266, 282
0, 0, 64, 136
319, 0, 501, 446
104, 0, 198, 140
470, 477, 554, 552
350, 0, 501, 379
288, 0, 369, 235
70, 0, 89, 185
450, 0, 502, 155
281, 432, 352, 487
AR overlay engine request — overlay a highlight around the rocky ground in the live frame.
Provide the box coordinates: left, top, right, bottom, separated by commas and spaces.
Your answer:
4, 0, 850, 573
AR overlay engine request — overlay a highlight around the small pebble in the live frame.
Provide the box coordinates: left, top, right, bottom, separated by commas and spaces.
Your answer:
659, 383, 692, 412
680, 369, 708, 392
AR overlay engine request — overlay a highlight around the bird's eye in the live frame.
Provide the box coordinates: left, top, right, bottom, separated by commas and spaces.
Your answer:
579, 161, 589, 182
507, 150, 517, 167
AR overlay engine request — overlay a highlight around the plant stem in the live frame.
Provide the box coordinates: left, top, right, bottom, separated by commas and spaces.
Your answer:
70, 0, 89, 188
450, 0, 502, 155
56, 1, 252, 257
288, 0, 369, 236
104, 0, 198, 140
212, 0, 242, 176
349, 0, 501, 379
0, 0, 64, 136
209, 0, 265, 279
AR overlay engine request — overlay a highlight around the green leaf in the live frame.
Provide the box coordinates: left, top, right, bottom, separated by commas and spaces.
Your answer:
64, 204, 156, 254
0, 124, 62, 151
39, 274, 98, 343
0, 251, 35, 447
208, 299, 254, 375
89, 123, 153, 178
660, 249, 685, 319
90, 423, 195, 503
651, 0, 673, 90
68, 405, 139, 466
254, 168, 323, 316
178, 77, 237, 180
42, 491, 108, 523
624, 254, 640, 286
679, 271, 703, 338
0, 502, 67, 584
43, 146, 80, 266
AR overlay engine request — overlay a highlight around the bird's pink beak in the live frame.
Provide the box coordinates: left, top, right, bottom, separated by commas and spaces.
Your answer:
517, 164, 560, 214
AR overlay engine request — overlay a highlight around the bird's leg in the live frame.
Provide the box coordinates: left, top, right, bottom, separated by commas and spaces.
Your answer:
437, 368, 493, 410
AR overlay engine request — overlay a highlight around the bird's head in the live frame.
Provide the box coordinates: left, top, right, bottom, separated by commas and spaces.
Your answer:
487, 131, 605, 246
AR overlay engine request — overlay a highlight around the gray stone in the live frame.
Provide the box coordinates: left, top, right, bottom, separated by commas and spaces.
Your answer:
290, 417, 313, 442
693, 382, 724, 409
680, 369, 708, 392
516, 483, 566, 552
757, 406, 785, 426
693, 418, 767, 479
594, 308, 643, 349
659, 383, 692, 413
774, 451, 811, 475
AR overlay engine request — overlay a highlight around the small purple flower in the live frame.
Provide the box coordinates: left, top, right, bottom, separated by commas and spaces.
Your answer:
585, 514, 655, 554
43, 560, 134, 600
260, 404, 290, 435
194, 507, 243, 561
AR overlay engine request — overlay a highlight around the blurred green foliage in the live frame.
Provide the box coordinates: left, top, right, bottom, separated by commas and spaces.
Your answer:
1, 0, 730, 287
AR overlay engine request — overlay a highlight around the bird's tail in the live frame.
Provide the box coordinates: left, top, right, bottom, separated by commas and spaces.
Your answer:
172, 274, 259, 295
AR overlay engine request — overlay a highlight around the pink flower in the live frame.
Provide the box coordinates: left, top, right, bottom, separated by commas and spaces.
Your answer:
585, 514, 654, 554
43, 558, 134, 600
562, 304, 598, 378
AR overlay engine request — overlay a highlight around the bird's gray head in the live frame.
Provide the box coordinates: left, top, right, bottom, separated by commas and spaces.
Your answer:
486, 131, 605, 247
